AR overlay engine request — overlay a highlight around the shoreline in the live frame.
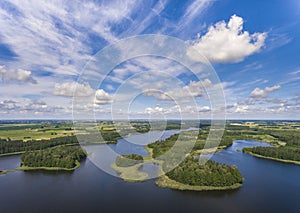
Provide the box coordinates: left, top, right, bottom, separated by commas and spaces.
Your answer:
110, 162, 148, 182
243, 151, 300, 165
156, 175, 242, 191
0, 151, 25, 157
0, 169, 15, 175
17, 160, 81, 172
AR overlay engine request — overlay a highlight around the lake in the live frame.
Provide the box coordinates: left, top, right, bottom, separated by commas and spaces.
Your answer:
0, 130, 299, 213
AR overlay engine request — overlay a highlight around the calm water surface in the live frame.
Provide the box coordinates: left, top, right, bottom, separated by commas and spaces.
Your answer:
0, 131, 299, 213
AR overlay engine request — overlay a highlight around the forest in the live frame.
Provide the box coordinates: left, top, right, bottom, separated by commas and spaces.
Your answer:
165, 156, 243, 187
0, 130, 127, 155
243, 146, 300, 161
21, 145, 87, 169
243, 129, 300, 162
0, 136, 79, 154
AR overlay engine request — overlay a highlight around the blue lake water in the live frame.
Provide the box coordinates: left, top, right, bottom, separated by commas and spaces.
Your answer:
0, 132, 299, 213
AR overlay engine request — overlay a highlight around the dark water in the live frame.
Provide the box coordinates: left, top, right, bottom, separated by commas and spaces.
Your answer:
0, 135, 300, 213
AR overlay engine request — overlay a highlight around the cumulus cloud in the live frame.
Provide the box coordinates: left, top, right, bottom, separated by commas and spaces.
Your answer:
198, 106, 211, 112
0, 98, 63, 115
53, 82, 113, 105
95, 89, 114, 105
188, 15, 267, 63
0, 65, 37, 84
181, 105, 211, 113
145, 106, 165, 114
235, 105, 249, 113
53, 82, 94, 97
250, 85, 281, 99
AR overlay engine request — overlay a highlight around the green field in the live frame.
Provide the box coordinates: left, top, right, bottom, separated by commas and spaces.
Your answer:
0, 123, 76, 141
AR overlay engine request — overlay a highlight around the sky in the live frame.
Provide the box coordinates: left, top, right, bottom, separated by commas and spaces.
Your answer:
0, 0, 300, 120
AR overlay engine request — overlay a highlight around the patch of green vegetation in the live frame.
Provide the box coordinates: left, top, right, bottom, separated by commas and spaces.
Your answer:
243, 146, 300, 162
0, 123, 76, 141
163, 156, 243, 188
115, 154, 144, 167
0, 135, 79, 155
242, 150, 300, 165
0, 169, 15, 175
242, 129, 300, 164
20, 145, 87, 170
111, 162, 148, 182
147, 130, 236, 159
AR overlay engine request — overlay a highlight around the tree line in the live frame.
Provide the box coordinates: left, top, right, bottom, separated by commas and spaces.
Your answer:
243, 146, 300, 161
0, 136, 79, 154
243, 129, 300, 161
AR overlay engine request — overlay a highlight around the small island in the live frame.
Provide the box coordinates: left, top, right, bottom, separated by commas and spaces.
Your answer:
115, 154, 144, 167
18, 145, 87, 171
111, 154, 148, 182
157, 157, 243, 191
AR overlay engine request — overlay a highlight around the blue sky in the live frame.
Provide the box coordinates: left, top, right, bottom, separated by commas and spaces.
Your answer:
0, 0, 299, 119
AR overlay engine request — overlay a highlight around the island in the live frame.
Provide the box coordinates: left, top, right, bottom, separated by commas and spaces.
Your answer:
157, 157, 243, 191
18, 145, 87, 171
111, 154, 147, 182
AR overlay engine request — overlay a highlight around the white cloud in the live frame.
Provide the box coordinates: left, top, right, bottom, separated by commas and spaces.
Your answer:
265, 85, 281, 92
0, 0, 146, 77
250, 85, 281, 99
142, 90, 172, 100
145, 106, 164, 114
143, 79, 213, 100
188, 15, 267, 63
95, 89, 114, 105
109, 56, 189, 85
176, 0, 212, 29
53, 82, 113, 105
53, 82, 94, 97
198, 106, 211, 112
235, 105, 249, 113
181, 105, 210, 113
0, 98, 64, 115
0, 65, 37, 84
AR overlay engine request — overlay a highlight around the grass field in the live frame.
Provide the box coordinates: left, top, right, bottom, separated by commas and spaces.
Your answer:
0, 123, 75, 140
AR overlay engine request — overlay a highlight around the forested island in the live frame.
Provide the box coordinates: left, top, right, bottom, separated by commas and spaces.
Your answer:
19, 145, 87, 171
111, 154, 147, 182
157, 157, 243, 191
